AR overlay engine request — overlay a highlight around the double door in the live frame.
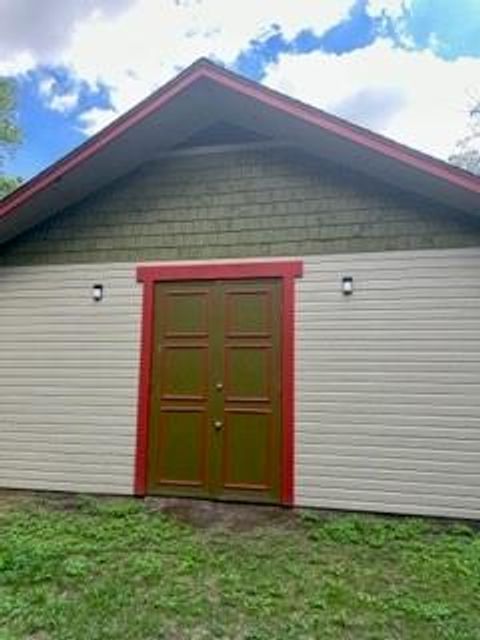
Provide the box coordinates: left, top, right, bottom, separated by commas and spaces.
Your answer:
147, 279, 282, 503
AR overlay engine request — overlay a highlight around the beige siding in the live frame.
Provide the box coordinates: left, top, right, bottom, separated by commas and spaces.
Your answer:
296, 247, 480, 519
2, 249, 480, 517
0, 263, 141, 494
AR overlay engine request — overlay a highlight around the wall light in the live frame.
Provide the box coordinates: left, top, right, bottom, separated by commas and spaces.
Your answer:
92, 284, 104, 302
342, 276, 353, 295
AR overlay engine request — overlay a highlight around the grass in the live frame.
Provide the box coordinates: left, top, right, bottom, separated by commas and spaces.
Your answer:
0, 496, 479, 639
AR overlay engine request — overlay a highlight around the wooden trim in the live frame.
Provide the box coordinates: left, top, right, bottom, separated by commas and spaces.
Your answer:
134, 259, 303, 505
133, 279, 155, 496
137, 260, 303, 284
281, 275, 296, 506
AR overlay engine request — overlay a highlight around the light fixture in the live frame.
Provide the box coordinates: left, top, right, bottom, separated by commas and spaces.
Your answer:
342, 276, 353, 295
92, 284, 103, 302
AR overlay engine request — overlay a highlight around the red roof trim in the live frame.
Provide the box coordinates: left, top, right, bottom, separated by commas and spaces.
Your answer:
0, 62, 208, 219
2, 58, 479, 222
198, 64, 480, 195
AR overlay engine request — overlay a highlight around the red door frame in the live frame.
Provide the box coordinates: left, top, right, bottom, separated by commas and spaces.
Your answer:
134, 260, 303, 505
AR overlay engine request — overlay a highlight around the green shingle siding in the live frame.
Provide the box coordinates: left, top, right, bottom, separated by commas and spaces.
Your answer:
2, 147, 480, 266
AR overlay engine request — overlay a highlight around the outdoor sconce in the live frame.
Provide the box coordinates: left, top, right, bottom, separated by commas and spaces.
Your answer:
92, 284, 104, 302
342, 276, 353, 295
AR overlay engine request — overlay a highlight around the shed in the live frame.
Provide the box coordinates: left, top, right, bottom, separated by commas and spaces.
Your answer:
1, 59, 480, 519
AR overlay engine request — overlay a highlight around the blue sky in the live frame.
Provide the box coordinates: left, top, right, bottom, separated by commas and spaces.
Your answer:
1, 0, 480, 181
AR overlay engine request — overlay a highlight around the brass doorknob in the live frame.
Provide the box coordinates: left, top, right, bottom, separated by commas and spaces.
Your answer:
213, 420, 223, 430
216, 382, 223, 391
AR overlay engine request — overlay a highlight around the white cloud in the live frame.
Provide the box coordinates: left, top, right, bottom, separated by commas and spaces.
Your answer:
2, 0, 478, 163
0, 51, 36, 76
0, 0, 134, 65
49, 92, 80, 113
264, 40, 480, 159
65, 0, 355, 128
37, 74, 80, 114
334, 86, 407, 130
38, 76, 56, 98
365, 0, 415, 48
78, 106, 117, 135
0, 0, 355, 130
366, 0, 412, 19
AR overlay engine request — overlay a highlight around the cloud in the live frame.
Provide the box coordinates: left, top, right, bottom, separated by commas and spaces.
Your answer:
2, 0, 478, 164
263, 39, 480, 160
37, 73, 80, 114
334, 87, 407, 130
78, 106, 117, 135
38, 77, 56, 98
366, 0, 480, 60
0, 0, 133, 64
366, 0, 412, 19
66, 0, 356, 128
49, 92, 80, 113
0, 0, 355, 130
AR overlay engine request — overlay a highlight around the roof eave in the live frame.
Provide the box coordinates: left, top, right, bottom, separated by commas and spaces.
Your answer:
1, 58, 479, 244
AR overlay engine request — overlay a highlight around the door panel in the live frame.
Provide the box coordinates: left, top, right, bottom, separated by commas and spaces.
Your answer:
222, 409, 272, 491
225, 289, 272, 336
155, 408, 207, 487
215, 281, 281, 502
147, 279, 282, 503
147, 283, 212, 496
164, 290, 209, 337
225, 346, 271, 401
161, 346, 208, 399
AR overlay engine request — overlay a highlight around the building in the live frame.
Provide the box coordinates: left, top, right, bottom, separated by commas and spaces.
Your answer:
1, 59, 479, 519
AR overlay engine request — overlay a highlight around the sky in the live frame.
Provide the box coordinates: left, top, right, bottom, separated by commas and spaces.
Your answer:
1, 0, 480, 181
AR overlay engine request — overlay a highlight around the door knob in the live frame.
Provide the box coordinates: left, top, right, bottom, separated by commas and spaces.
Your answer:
213, 420, 223, 430
215, 382, 223, 391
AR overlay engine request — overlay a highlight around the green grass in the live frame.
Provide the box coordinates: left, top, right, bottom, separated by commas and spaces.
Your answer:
1, 496, 479, 639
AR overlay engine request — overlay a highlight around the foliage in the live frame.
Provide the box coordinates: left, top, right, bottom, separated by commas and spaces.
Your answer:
0, 175, 21, 200
0, 497, 479, 639
449, 102, 480, 176
0, 77, 22, 199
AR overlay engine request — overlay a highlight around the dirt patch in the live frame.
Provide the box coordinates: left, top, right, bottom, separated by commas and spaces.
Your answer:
0, 490, 99, 514
0, 489, 35, 512
145, 497, 299, 532
37, 492, 86, 512
1, 490, 300, 532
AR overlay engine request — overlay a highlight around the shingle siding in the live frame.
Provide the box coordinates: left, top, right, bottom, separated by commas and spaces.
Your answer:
2, 147, 480, 266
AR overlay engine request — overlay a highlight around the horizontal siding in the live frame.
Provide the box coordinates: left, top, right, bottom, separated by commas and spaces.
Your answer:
295, 247, 480, 519
0, 262, 141, 494
2, 247, 480, 519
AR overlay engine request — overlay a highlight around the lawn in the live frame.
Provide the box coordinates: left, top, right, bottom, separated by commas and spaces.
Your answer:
0, 495, 479, 640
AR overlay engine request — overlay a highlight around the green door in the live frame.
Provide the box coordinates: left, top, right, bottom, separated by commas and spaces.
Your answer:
147, 279, 282, 503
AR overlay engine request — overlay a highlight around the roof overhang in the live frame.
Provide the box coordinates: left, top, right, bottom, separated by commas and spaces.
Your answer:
1, 58, 479, 245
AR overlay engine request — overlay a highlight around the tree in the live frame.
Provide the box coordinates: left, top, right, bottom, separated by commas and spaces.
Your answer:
449, 102, 480, 176
0, 78, 22, 199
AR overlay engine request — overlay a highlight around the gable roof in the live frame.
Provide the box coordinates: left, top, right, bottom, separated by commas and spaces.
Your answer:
1, 57, 479, 245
